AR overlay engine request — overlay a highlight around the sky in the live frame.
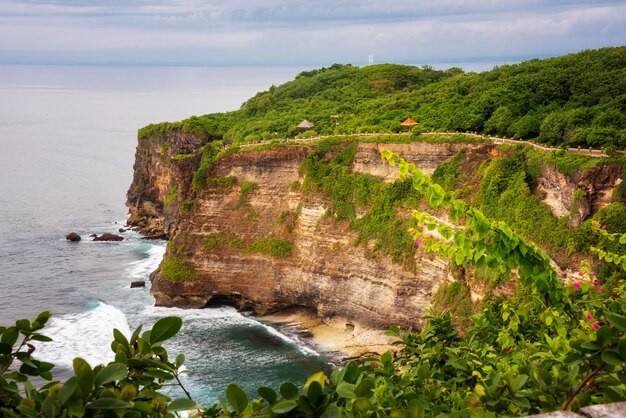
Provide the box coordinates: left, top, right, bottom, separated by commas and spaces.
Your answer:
0, 0, 625, 67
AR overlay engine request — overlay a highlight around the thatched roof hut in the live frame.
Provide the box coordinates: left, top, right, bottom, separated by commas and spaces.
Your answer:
400, 118, 418, 127
296, 119, 315, 130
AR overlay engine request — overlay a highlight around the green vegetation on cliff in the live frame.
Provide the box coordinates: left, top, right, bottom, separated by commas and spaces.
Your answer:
140, 47, 626, 149
160, 256, 200, 282
300, 139, 420, 268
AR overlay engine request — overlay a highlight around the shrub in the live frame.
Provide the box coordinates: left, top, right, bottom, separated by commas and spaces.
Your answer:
249, 235, 294, 258
164, 184, 179, 205
160, 256, 200, 282
203, 232, 226, 252
208, 176, 237, 192
191, 140, 223, 191
239, 181, 259, 197
180, 197, 195, 212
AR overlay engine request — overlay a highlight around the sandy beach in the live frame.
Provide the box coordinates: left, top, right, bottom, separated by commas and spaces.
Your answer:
262, 308, 400, 360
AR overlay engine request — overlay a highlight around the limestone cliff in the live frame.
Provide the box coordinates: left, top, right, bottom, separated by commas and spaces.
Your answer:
127, 133, 622, 330
535, 164, 622, 227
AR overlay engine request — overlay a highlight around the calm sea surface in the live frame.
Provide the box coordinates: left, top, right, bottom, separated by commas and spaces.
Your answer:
0, 64, 329, 404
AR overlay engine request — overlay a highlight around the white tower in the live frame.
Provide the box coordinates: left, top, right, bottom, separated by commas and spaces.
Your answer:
368, 54, 374, 66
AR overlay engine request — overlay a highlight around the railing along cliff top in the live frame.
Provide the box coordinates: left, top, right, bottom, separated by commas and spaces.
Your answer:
237, 131, 625, 158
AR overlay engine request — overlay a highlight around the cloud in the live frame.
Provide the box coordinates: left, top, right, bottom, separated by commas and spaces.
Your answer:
0, 0, 624, 66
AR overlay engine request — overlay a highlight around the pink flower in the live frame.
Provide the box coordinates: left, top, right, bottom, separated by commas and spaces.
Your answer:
591, 322, 601, 330
602, 225, 607, 230
577, 271, 583, 277
586, 313, 593, 320
428, 234, 434, 240
592, 278, 599, 285
573, 282, 581, 290
415, 238, 423, 245
595, 286, 603, 292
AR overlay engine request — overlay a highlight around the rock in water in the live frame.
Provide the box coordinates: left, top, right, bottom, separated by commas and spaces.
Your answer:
66, 232, 81, 242
93, 233, 124, 242
130, 280, 145, 288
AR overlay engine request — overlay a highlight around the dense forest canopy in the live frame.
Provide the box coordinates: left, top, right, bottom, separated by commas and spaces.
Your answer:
139, 47, 626, 150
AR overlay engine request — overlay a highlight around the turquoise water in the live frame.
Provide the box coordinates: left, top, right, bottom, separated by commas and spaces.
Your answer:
0, 64, 330, 405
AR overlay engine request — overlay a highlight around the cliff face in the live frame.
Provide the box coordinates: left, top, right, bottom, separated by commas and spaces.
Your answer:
127, 134, 622, 329
127, 132, 204, 237
535, 164, 622, 227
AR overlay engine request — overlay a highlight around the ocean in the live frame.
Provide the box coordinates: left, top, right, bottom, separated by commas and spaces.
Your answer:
0, 64, 329, 405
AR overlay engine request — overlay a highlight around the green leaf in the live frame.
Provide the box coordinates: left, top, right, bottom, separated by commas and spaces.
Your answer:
30, 334, 52, 342
336, 382, 356, 399
73, 358, 94, 398
306, 381, 323, 404
417, 366, 430, 379
271, 400, 298, 414
86, 398, 133, 410
596, 326, 615, 347
601, 350, 624, 367
15, 319, 30, 332
473, 210, 489, 237
515, 375, 529, 391
143, 368, 175, 381
280, 382, 299, 400
113, 329, 129, 346
226, 383, 249, 413
1, 326, 19, 346
581, 341, 601, 351
305, 371, 326, 391
258, 386, 278, 404
408, 399, 425, 418
608, 313, 626, 332
58, 377, 78, 405
168, 398, 199, 412
130, 325, 143, 344
568, 364, 580, 388
34, 311, 51, 326
429, 184, 445, 208
95, 362, 127, 386
330, 367, 345, 386
355, 378, 375, 398
353, 398, 372, 414
175, 353, 185, 367
513, 397, 531, 409
149, 316, 182, 344
0, 342, 11, 355
42, 396, 58, 418
618, 339, 626, 360
619, 234, 626, 244
321, 404, 341, 418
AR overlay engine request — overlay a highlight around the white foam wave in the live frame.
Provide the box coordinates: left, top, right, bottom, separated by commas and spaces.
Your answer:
139, 305, 319, 357
126, 241, 165, 281
258, 322, 319, 357
36, 302, 131, 368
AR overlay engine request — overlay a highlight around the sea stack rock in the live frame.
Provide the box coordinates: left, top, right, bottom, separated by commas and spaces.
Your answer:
93, 233, 124, 242
130, 280, 145, 288
66, 232, 81, 242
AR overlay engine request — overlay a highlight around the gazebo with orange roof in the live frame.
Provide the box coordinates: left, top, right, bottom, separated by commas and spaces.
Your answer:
400, 118, 418, 131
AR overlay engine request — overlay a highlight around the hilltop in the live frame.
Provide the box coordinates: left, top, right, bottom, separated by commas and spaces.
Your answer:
139, 47, 626, 150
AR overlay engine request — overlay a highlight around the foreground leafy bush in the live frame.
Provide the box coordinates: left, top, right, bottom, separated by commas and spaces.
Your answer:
0, 314, 199, 417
